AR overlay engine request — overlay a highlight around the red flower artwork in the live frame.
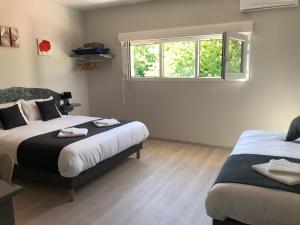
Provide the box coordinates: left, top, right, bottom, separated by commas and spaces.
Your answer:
39, 40, 51, 52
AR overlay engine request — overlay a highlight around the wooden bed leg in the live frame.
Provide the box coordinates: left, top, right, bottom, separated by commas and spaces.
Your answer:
136, 149, 141, 159
68, 189, 75, 202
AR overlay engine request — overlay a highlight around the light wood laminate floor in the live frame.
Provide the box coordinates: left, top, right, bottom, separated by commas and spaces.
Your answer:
13, 139, 230, 225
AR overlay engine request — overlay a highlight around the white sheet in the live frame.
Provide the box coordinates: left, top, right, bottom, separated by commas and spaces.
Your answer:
206, 130, 300, 225
0, 116, 149, 178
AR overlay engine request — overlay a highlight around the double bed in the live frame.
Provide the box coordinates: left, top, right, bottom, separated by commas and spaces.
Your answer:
0, 87, 149, 201
206, 130, 300, 225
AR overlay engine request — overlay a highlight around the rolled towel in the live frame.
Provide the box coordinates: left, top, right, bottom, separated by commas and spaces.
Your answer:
93, 118, 120, 127
58, 127, 88, 138
252, 163, 300, 186
268, 159, 300, 175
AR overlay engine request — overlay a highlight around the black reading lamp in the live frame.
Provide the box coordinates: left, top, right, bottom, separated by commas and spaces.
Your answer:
62, 92, 72, 106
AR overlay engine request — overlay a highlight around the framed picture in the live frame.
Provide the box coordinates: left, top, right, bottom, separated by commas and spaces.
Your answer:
0, 26, 20, 48
10, 27, 20, 48
37, 39, 52, 56
0, 26, 11, 47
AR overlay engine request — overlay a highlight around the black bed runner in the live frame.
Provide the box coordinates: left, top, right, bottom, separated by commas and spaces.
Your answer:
17, 120, 130, 174
215, 154, 300, 194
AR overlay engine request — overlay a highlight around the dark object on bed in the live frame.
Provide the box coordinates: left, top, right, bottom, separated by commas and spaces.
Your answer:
0, 104, 27, 130
35, 99, 61, 121
215, 154, 300, 194
14, 143, 142, 201
17, 120, 131, 174
286, 115, 300, 141
213, 219, 248, 225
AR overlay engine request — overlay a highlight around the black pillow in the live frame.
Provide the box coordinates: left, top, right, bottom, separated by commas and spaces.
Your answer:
286, 116, 300, 141
0, 104, 27, 130
36, 99, 61, 121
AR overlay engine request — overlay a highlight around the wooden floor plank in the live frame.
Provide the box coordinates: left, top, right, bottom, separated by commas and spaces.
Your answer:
13, 139, 230, 225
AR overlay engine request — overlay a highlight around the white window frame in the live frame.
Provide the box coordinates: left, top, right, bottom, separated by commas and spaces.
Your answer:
197, 34, 223, 79
223, 32, 250, 81
161, 37, 198, 79
119, 21, 253, 82
129, 35, 228, 80
130, 40, 161, 79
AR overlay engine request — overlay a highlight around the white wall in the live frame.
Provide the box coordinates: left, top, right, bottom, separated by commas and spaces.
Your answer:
85, 0, 300, 147
0, 0, 89, 115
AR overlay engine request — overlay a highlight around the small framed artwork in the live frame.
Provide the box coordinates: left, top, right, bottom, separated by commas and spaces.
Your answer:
10, 27, 20, 48
0, 26, 20, 48
0, 26, 11, 47
37, 39, 52, 56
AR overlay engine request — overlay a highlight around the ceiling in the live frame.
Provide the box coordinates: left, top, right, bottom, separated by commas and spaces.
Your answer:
56, 0, 153, 10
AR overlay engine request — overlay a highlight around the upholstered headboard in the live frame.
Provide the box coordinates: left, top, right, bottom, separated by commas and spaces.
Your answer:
0, 87, 63, 111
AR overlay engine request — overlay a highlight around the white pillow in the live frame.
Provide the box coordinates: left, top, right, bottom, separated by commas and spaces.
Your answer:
20, 96, 54, 121
0, 101, 29, 124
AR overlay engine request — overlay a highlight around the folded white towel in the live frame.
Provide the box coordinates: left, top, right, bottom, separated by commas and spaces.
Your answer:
252, 163, 300, 186
60, 128, 77, 135
268, 159, 300, 175
58, 128, 88, 138
93, 118, 120, 127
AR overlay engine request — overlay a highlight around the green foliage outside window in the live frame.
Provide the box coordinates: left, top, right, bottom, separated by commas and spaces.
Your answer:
131, 38, 244, 78
163, 41, 195, 77
228, 40, 243, 74
199, 39, 222, 77
133, 44, 159, 77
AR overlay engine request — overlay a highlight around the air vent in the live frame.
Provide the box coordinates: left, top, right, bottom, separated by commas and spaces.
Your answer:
240, 0, 298, 12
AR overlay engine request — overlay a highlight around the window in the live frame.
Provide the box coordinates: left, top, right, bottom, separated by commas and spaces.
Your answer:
228, 40, 243, 74
199, 36, 223, 78
130, 41, 160, 78
224, 32, 250, 80
124, 32, 251, 81
163, 40, 196, 78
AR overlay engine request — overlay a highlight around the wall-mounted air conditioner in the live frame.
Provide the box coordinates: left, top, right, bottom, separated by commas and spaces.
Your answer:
240, 0, 298, 12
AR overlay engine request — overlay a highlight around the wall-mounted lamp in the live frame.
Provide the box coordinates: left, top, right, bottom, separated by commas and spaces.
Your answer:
61, 92, 72, 106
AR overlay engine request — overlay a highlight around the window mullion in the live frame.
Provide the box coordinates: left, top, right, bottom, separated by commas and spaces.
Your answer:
160, 42, 164, 78
221, 32, 227, 80
129, 43, 134, 78
195, 40, 199, 78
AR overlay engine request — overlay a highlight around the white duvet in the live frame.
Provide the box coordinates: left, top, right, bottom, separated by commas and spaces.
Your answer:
206, 130, 300, 225
0, 116, 149, 178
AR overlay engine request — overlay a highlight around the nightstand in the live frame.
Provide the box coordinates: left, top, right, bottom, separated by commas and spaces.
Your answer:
61, 103, 81, 115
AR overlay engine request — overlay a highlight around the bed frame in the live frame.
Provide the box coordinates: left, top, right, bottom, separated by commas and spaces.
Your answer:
1, 87, 143, 201
13, 143, 142, 201
213, 219, 248, 225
